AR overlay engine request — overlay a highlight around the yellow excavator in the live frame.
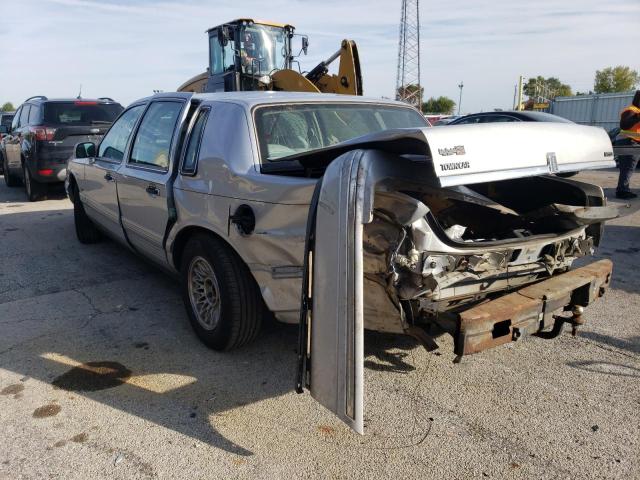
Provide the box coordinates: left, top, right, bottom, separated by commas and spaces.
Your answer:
177, 19, 363, 96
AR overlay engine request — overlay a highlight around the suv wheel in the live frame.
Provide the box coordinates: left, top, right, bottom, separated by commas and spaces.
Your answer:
2, 155, 19, 187
23, 164, 43, 201
181, 234, 263, 350
72, 187, 102, 244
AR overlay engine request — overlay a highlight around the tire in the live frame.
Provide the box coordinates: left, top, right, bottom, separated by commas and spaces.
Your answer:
180, 233, 263, 351
556, 171, 578, 178
2, 155, 19, 187
73, 191, 102, 244
23, 163, 44, 201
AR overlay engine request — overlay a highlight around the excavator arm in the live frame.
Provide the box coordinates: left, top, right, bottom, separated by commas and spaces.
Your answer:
271, 40, 363, 95
306, 40, 363, 95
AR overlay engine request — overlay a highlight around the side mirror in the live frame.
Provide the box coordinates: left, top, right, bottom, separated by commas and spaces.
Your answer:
302, 36, 309, 55
0, 125, 8, 135
75, 142, 96, 159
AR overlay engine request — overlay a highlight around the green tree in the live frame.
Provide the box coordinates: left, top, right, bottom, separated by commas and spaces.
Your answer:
523, 76, 572, 99
1, 102, 14, 112
594, 66, 639, 93
422, 96, 456, 114
396, 84, 423, 102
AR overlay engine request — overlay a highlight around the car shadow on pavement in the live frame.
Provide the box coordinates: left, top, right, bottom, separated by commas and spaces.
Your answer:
0, 206, 426, 458
364, 331, 420, 373
0, 206, 306, 456
565, 360, 640, 378
0, 181, 67, 203
577, 332, 640, 355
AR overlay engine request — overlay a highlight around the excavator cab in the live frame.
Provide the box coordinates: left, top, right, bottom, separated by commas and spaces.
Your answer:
206, 19, 295, 93
178, 18, 363, 96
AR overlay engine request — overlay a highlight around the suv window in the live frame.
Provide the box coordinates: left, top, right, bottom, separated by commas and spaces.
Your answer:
181, 107, 210, 174
19, 106, 31, 127
98, 105, 145, 161
11, 108, 21, 130
129, 101, 183, 170
28, 105, 40, 124
43, 102, 123, 126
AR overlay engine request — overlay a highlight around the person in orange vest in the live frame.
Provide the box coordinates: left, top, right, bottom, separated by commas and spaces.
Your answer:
616, 90, 640, 199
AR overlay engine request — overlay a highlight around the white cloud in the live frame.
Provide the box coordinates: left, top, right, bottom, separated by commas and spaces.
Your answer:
0, 0, 638, 112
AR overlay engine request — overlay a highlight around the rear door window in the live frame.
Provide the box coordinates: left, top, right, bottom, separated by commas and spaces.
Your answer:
97, 105, 145, 161
43, 102, 123, 126
181, 107, 210, 174
129, 101, 183, 171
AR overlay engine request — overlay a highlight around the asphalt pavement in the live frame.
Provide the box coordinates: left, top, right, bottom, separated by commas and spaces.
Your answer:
0, 169, 638, 479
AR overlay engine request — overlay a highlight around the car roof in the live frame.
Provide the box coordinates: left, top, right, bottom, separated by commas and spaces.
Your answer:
143, 91, 415, 109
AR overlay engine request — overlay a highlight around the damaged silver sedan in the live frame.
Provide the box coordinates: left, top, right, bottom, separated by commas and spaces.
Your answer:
66, 92, 627, 433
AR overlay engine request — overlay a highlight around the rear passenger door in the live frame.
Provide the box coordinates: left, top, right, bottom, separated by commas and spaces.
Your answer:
117, 100, 185, 265
81, 104, 146, 242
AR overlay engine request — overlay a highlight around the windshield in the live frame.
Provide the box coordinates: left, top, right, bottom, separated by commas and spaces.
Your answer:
255, 103, 428, 162
43, 102, 123, 125
240, 24, 288, 75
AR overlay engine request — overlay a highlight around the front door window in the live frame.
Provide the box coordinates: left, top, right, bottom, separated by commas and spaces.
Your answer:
98, 105, 145, 161
129, 102, 183, 170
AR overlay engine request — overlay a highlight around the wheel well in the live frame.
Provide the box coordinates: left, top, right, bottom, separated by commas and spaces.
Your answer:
172, 226, 237, 272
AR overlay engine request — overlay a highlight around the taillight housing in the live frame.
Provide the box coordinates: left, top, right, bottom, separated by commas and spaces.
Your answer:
32, 127, 56, 141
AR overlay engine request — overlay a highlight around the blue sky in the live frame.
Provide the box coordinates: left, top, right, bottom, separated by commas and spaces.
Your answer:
0, 0, 638, 112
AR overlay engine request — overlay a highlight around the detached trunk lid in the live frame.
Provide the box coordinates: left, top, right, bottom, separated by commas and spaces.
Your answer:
423, 122, 615, 187
286, 122, 615, 186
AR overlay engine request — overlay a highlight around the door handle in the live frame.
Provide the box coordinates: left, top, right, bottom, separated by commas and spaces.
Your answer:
145, 184, 160, 196
104, 172, 114, 182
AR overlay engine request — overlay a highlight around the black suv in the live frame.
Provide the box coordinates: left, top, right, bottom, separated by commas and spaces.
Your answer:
1, 96, 123, 200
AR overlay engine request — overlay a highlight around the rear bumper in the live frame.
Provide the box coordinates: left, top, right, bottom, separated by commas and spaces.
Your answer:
454, 259, 613, 357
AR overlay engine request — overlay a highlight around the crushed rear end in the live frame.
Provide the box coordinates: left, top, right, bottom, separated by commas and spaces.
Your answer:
294, 122, 631, 433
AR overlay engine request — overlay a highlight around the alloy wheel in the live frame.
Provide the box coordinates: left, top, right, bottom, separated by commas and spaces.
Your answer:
187, 256, 222, 330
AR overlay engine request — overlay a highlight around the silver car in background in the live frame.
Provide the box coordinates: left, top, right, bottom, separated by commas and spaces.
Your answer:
67, 91, 624, 432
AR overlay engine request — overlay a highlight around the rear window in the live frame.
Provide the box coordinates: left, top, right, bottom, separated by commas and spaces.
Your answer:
255, 103, 427, 162
43, 102, 124, 126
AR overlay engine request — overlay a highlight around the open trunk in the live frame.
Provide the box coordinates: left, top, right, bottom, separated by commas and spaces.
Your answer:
294, 123, 625, 434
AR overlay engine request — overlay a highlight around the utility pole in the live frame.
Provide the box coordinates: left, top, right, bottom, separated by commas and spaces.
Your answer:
395, 0, 422, 109
457, 81, 464, 115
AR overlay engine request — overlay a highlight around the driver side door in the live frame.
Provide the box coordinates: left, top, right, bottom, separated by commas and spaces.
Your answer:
80, 104, 146, 242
